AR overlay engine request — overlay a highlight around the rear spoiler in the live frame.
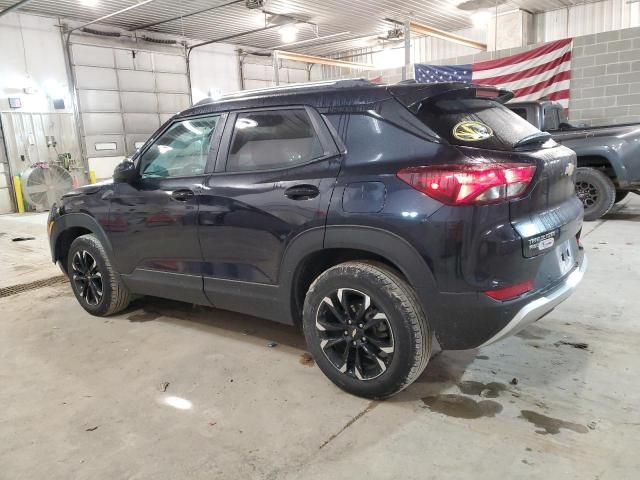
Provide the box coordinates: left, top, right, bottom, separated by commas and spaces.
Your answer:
388, 82, 514, 113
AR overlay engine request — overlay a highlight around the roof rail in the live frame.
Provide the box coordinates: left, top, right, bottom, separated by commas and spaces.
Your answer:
193, 78, 374, 106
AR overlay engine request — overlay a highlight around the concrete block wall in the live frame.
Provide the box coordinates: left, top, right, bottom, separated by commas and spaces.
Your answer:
570, 27, 640, 126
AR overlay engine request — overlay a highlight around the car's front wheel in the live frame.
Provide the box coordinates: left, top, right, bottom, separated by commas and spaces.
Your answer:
67, 234, 130, 316
302, 261, 431, 399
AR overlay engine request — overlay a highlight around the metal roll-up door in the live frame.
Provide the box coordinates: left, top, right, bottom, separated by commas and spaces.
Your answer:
69, 39, 191, 179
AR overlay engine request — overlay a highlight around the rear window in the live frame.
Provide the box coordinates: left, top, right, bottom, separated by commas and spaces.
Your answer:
417, 98, 542, 151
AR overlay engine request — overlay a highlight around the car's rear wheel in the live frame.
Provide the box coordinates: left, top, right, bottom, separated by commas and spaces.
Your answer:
302, 261, 431, 399
575, 167, 616, 221
68, 234, 130, 316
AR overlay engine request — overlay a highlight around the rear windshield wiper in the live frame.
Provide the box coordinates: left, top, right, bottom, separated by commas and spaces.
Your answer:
513, 132, 552, 149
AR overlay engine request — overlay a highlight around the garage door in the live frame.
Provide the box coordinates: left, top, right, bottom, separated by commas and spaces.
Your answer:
69, 40, 191, 177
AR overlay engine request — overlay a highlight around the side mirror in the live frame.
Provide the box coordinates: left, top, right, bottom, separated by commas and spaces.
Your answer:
113, 160, 138, 183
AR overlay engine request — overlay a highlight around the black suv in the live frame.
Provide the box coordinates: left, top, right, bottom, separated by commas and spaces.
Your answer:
48, 80, 586, 398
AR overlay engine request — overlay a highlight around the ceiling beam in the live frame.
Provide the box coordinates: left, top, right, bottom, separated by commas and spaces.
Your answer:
67, 0, 159, 34
129, 0, 244, 31
0, 0, 35, 18
408, 20, 487, 51
274, 50, 375, 69
189, 24, 285, 51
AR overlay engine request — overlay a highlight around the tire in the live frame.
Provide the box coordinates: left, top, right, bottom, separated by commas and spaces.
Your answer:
67, 234, 130, 316
575, 167, 616, 221
615, 191, 629, 204
302, 261, 432, 399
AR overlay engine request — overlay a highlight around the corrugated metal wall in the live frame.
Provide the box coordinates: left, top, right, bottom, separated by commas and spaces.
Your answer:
241, 56, 310, 89
535, 0, 640, 42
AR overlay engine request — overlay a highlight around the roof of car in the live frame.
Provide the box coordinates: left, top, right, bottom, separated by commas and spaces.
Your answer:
175, 80, 502, 118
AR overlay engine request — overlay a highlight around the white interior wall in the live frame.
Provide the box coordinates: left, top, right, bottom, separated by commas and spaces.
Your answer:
241, 55, 310, 89
535, 0, 640, 42
0, 13, 72, 114
189, 43, 242, 103
0, 13, 75, 213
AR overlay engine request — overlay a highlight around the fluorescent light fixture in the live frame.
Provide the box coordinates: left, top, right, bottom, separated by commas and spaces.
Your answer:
471, 10, 492, 27
157, 145, 173, 153
279, 25, 298, 43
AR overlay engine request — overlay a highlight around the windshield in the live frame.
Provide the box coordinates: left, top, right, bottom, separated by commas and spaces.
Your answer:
417, 98, 545, 151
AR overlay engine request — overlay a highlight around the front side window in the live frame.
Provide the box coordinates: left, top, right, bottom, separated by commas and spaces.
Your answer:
226, 109, 324, 172
543, 107, 561, 131
139, 116, 219, 178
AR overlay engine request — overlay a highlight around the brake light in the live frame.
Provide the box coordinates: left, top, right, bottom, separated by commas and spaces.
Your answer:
485, 280, 534, 301
397, 163, 536, 205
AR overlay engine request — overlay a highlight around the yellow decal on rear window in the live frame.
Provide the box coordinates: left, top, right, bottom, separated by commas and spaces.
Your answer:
452, 121, 494, 142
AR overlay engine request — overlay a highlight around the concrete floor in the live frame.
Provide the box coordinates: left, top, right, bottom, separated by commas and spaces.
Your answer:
1, 199, 639, 480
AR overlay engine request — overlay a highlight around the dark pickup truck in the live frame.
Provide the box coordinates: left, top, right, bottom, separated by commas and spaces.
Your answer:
508, 100, 640, 220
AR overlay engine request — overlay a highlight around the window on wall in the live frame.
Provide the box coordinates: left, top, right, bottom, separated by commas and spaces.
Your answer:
139, 117, 219, 178
226, 109, 324, 172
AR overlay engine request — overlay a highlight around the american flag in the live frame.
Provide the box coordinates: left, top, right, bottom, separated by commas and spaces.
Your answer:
414, 38, 573, 109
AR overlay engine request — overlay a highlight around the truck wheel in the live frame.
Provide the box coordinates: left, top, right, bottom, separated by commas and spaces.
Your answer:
615, 191, 629, 204
575, 167, 616, 221
302, 261, 431, 399
67, 234, 130, 316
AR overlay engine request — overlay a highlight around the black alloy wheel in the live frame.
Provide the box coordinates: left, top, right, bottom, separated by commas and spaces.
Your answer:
315, 288, 394, 381
71, 250, 103, 306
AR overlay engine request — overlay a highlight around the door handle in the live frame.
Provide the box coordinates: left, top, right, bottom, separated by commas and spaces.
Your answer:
171, 189, 195, 201
284, 184, 319, 200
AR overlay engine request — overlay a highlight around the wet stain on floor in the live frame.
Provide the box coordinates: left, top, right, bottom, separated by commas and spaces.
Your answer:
128, 310, 162, 322
458, 380, 507, 398
421, 394, 503, 419
520, 410, 589, 434
516, 325, 551, 340
299, 353, 315, 367
475, 355, 489, 360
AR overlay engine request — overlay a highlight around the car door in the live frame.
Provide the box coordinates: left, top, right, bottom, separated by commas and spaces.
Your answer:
107, 114, 225, 305
197, 107, 343, 317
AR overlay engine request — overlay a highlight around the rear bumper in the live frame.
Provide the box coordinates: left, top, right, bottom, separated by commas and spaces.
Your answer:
478, 253, 587, 347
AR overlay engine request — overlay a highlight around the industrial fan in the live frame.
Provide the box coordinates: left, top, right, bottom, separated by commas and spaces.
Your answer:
20, 164, 73, 212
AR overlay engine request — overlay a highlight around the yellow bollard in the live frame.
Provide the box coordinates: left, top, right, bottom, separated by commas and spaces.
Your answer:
13, 176, 25, 213
89, 170, 97, 184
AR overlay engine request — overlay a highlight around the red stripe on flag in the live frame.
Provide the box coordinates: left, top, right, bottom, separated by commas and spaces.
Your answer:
476, 51, 572, 86
473, 38, 573, 72
512, 70, 571, 97
546, 90, 570, 101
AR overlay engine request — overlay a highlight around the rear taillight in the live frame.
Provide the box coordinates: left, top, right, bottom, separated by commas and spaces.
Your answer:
485, 280, 534, 301
397, 163, 536, 205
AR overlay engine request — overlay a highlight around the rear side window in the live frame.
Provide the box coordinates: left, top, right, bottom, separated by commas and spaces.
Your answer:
544, 106, 560, 131
226, 109, 324, 172
510, 107, 528, 120
417, 98, 541, 151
